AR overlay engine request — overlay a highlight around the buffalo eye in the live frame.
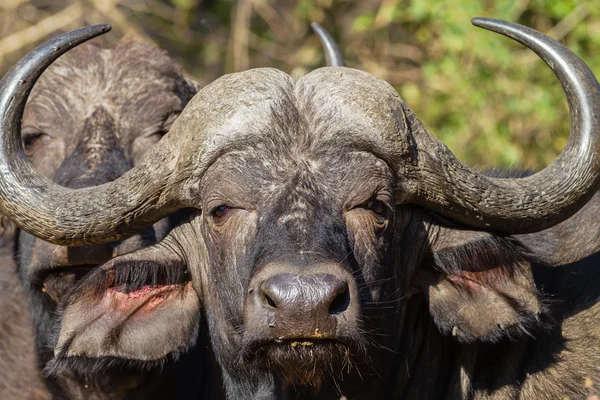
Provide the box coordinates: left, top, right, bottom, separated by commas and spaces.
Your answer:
359, 199, 389, 226
365, 200, 386, 215
157, 112, 180, 138
149, 128, 168, 142
144, 112, 179, 145
210, 204, 232, 224
22, 131, 49, 156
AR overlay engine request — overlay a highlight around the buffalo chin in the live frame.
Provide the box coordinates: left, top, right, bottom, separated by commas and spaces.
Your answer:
247, 339, 362, 389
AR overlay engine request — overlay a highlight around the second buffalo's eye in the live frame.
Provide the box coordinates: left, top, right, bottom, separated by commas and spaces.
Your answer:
210, 205, 232, 223
147, 129, 168, 145
22, 132, 49, 156
151, 129, 168, 138
365, 200, 386, 215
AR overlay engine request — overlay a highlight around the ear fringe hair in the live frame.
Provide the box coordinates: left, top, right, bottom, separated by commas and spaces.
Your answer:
65, 259, 189, 305
43, 346, 187, 378
430, 234, 538, 285
435, 295, 551, 344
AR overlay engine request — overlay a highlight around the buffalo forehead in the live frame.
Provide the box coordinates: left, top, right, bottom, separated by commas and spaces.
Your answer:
295, 67, 410, 157
172, 68, 296, 158
294, 67, 414, 184
174, 67, 410, 184
26, 40, 184, 130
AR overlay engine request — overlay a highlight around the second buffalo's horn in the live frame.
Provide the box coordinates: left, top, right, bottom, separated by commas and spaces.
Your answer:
312, 22, 345, 67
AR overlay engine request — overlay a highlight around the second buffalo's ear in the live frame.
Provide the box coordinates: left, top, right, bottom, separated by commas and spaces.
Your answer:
415, 227, 544, 343
45, 242, 200, 376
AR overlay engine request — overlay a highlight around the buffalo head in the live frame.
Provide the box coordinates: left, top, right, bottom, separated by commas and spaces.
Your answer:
0, 19, 599, 398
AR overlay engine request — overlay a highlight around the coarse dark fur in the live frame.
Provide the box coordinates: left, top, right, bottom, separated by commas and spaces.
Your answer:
49, 68, 600, 399
0, 39, 222, 399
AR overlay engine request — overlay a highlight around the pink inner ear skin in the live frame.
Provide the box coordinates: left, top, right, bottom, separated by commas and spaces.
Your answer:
54, 280, 200, 362
105, 283, 188, 314
446, 273, 492, 293
112, 284, 177, 302
445, 266, 518, 293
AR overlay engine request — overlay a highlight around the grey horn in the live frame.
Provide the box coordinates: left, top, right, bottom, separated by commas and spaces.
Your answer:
0, 25, 188, 245
410, 18, 600, 233
311, 22, 345, 66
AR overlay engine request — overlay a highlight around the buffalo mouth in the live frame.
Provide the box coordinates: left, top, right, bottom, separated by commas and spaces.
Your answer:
241, 336, 365, 388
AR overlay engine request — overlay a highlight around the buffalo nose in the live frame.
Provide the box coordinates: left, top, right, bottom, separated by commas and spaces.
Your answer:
260, 273, 350, 317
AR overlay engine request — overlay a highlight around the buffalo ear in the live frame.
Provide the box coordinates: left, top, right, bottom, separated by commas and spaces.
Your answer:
45, 244, 200, 376
416, 228, 544, 343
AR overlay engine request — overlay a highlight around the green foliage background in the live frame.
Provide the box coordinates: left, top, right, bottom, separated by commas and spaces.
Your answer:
1, 0, 599, 169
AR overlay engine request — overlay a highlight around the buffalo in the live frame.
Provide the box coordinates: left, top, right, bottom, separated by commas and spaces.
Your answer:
1, 18, 600, 399
0, 23, 342, 399
0, 32, 206, 399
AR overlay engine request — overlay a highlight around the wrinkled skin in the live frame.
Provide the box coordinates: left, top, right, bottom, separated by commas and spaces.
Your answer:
0, 39, 220, 399
53, 68, 600, 399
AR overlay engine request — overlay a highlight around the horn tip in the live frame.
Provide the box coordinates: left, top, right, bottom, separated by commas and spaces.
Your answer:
67, 24, 112, 44
91, 23, 112, 35
310, 22, 345, 67
471, 17, 488, 25
471, 17, 506, 32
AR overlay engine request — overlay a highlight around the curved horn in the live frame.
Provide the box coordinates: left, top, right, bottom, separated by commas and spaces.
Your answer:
0, 25, 186, 245
410, 18, 600, 233
311, 22, 345, 66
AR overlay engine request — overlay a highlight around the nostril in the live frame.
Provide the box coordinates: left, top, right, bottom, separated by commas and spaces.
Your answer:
258, 273, 350, 315
329, 285, 350, 315
263, 292, 277, 309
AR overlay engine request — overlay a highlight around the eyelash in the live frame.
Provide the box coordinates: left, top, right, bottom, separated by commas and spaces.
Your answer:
364, 200, 386, 215
207, 200, 389, 226
23, 132, 47, 149
210, 205, 232, 221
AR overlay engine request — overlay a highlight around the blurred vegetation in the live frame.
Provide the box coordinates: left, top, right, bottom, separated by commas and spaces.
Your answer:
1, 0, 599, 169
